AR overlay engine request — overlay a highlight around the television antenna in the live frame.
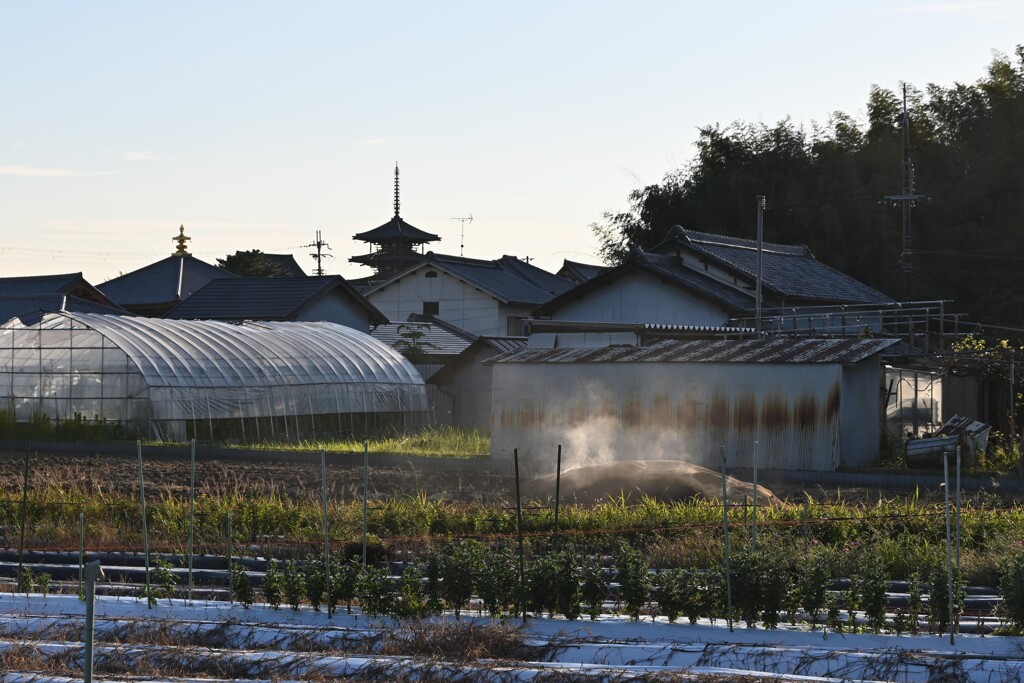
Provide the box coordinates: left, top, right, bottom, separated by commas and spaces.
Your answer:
305, 230, 333, 276
450, 215, 473, 256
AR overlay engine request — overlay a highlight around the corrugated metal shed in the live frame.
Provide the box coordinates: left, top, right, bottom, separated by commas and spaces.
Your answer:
490, 337, 895, 473
493, 337, 898, 365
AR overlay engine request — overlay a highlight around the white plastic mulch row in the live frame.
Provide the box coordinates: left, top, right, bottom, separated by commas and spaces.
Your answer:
2, 593, 1024, 682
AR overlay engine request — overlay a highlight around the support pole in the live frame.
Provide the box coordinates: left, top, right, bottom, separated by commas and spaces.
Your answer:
83, 560, 104, 683
943, 450, 955, 645
755, 196, 765, 336
321, 449, 333, 618
78, 511, 85, 597
752, 440, 759, 552
802, 497, 810, 557
187, 438, 196, 602
137, 440, 151, 608
227, 511, 234, 606
720, 445, 733, 633
18, 449, 31, 572
361, 440, 369, 569
514, 447, 526, 625
553, 444, 562, 549
956, 445, 962, 573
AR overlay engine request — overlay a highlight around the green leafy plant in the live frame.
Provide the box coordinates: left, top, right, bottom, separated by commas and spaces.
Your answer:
262, 559, 283, 609
615, 544, 651, 622
356, 564, 395, 616
580, 556, 607, 621
16, 566, 35, 595
231, 565, 254, 608
142, 558, 177, 606
283, 559, 305, 612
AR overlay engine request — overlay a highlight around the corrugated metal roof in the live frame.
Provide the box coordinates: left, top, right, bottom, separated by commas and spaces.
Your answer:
371, 322, 475, 357
491, 337, 899, 365
164, 276, 387, 324
481, 336, 529, 353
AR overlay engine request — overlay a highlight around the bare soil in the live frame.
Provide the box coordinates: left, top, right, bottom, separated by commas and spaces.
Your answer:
0, 450, 515, 504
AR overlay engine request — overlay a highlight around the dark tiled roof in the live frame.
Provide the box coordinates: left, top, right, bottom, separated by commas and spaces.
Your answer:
432, 254, 573, 305
557, 259, 608, 284
366, 253, 573, 306
99, 255, 234, 308
353, 216, 440, 244
492, 337, 899, 365
0, 273, 84, 295
264, 254, 307, 276
0, 295, 129, 326
667, 227, 893, 305
534, 250, 755, 317
371, 322, 476, 358
164, 276, 387, 324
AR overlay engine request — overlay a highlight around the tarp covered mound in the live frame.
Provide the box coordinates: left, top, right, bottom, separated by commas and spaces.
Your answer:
0, 312, 427, 439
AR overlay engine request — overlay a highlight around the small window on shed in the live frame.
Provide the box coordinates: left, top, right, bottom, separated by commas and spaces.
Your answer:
423, 301, 440, 316
425, 270, 438, 278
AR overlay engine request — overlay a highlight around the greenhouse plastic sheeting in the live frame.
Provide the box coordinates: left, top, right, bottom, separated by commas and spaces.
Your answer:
0, 313, 427, 439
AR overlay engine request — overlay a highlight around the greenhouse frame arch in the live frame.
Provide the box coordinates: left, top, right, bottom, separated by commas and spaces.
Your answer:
0, 312, 428, 442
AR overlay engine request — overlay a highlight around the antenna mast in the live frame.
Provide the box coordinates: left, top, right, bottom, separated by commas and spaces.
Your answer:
884, 84, 927, 299
305, 230, 334, 276
451, 214, 473, 256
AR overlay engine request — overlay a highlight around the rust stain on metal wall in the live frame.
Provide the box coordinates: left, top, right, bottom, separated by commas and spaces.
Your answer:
707, 393, 729, 428
733, 395, 757, 430
762, 393, 789, 428
650, 393, 672, 426
826, 381, 841, 417
796, 394, 818, 430
676, 399, 699, 428
622, 391, 643, 427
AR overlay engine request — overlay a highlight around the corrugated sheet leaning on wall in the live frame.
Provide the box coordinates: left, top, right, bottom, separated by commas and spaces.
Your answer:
489, 338, 896, 474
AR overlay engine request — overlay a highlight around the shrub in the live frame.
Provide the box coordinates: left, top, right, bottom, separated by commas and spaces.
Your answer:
16, 566, 35, 595
580, 556, 607, 621
142, 558, 177, 607
283, 559, 305, 611
731, 549, 787, 629
797, 552, 831, 628
616, 544, 651, 621
434, 541, 480, 618
356, 564, 395, 616
654, 569, 684, 623
331, 556, 362, 614
858, 559, 889, 633
396, 563, 426, 618
303, 556, 326, 612
928, 559, 964, 634
230, 565, 254, 608
476, 545, 518, 617
262, 559, 283, 609
998, 550, 1024, 631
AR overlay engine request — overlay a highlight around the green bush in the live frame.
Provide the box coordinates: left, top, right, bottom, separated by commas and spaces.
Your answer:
616, 544, 651, 621
262, 559, 282, 609
231, 565, 254, 608
998, 551, 1024, 632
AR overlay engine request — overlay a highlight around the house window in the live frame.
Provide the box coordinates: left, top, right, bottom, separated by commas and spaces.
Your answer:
506, 316, 525, 336
425, 270, 438, 278
423, 301, 440, 316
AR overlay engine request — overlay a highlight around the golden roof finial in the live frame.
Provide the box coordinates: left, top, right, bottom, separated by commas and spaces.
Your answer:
172, 224, 191, 256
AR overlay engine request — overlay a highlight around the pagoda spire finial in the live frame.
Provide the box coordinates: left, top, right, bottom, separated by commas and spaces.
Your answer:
393, 162, 400, 217
172, 224, 191, 256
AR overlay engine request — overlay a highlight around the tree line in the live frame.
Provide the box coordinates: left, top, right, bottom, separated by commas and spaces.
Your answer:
593, 46, 1024, 329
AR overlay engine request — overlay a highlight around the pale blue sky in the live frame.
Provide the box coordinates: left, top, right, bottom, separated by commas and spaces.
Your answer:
1, 1, 1021, 283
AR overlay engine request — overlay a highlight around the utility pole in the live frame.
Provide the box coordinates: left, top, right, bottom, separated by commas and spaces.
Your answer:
451, 215, 473, 256
885, 84, 927, 300
755, 195, 765, 336
306, 230, 333, 276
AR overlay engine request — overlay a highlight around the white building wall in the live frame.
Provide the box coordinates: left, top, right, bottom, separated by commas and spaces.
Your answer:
549, 272, 731, 326
367, 267, 504, 336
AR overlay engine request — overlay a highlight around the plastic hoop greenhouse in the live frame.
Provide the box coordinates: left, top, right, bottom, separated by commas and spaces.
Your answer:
0, 312, 428, 442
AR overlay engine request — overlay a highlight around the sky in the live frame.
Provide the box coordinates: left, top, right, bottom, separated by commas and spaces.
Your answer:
1, 1, 1021, 285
